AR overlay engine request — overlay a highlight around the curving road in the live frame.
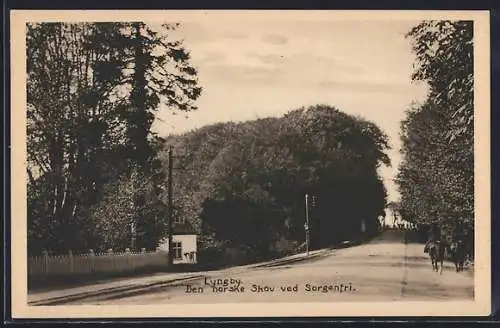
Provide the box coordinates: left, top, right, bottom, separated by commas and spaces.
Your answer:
28, 230, 474, 305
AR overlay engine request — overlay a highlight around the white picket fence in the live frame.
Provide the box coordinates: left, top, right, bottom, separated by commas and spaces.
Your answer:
28, 248, 169, 278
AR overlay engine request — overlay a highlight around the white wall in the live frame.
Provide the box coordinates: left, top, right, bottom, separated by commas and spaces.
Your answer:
158, 234, 197, 264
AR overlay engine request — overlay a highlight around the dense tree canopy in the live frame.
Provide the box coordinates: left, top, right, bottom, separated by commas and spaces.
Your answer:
162, 105, 390, 261
397, 20, 474, 244
406, 20, 473, 142
397, 101, 473, 225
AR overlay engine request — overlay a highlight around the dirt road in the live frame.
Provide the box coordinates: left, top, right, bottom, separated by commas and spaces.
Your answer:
28, 230, 473, 305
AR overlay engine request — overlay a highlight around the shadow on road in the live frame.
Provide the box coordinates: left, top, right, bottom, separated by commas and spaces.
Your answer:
28, 275, 201, 306
253, 252, 330, 269
368, 229, 406, 244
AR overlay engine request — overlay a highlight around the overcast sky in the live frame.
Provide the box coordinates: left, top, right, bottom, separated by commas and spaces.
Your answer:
151, 16, 429, 203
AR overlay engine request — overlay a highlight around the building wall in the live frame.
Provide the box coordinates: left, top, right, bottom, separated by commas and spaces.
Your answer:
158, 234, 197, 264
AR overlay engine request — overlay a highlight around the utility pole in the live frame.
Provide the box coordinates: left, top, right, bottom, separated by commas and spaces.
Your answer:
167, 146, 174, 266
305, 193, 310, 255
160, 146, 191, 266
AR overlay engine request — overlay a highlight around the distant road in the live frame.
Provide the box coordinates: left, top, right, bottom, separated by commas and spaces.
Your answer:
29, 230, 473, 305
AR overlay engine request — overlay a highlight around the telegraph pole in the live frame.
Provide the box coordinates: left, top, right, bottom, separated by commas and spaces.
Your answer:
167, 146, 174, 266
305, 193, 310, 255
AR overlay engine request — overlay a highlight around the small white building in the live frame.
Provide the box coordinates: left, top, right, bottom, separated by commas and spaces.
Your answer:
158, 234, 198, 264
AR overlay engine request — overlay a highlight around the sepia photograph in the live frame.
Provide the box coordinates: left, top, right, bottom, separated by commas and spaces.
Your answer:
10, 10, 491, 318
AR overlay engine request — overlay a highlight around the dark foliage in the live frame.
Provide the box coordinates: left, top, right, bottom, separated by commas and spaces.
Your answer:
162, 105, 390, 260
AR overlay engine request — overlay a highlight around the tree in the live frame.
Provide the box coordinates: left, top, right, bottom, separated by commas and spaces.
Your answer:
397, 20, 474, 243
396, 101, 473, 229
104, 22, 202, 250
88, 171, 167, 252
27, 23, 129, 254
406, 20, 473, 142
27, 22, 202, 254
90, 22, 202, 167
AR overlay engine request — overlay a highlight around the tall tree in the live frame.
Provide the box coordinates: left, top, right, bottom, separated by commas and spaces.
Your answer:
396, 101, 473, 228
27, 23, 129, 253
27, 22, 202, 254
405, 20, 473, 142
397, 20, 474, 243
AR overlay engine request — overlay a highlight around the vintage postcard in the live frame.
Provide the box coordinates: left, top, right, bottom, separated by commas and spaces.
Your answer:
10, 10, 491, 318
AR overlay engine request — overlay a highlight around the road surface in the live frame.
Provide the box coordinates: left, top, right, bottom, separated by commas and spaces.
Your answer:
28, 230, 474, 305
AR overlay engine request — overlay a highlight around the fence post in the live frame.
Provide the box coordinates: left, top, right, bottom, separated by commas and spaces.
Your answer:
68, 250, 74, 274
89, 249, 95, 273
42, 250, 49, 275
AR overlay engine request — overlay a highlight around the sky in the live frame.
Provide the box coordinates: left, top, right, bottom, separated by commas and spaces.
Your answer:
151, 15, 429, 203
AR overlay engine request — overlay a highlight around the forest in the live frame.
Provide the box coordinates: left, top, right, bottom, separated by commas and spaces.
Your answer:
26, 20, 475, 264
27, 22, 201, 255
160, 105, 390, 263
